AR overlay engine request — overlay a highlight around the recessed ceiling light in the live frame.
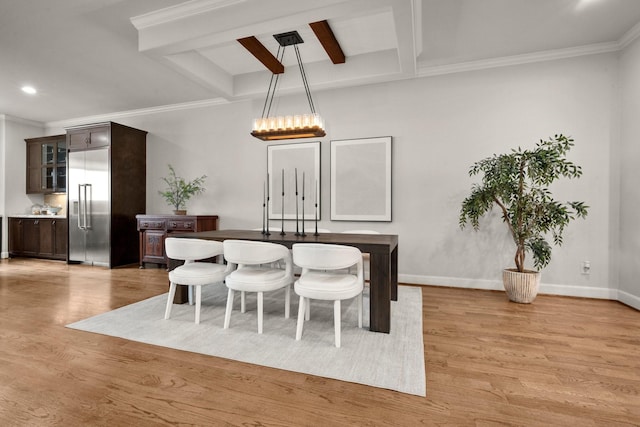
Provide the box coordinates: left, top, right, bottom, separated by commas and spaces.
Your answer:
21, 86, 37, 95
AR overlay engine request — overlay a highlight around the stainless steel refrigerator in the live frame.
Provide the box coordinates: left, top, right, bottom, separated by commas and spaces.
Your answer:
68, 148, 110, 266
66, 122, 147, 268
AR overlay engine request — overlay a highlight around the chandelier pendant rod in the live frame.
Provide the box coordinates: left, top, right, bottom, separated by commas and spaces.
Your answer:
294, 44, 316, 115
262, 45, 285, 119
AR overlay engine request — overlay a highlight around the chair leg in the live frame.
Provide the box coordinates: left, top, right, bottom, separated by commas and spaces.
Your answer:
224, 288, 234, 329
305, 299, 310, 321
164, 282, 177, 320
284, 284, 291, 319
334, 300, 341, 348
241, 291, 246, 313
257, 292, 263, 334
195, 285, 202, 324
188, 285, 194, 305
296, 296, 306, 340
357, 292, 363, 329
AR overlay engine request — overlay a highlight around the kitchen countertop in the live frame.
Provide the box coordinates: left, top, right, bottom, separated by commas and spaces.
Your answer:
9, 214, 67, 219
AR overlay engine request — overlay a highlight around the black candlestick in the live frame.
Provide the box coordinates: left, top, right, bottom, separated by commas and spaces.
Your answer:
314, 179, 319, 236
280, 169, 286, 235
314, 201, 319, 236
265, 173, 270, 236
295, 168, 300, 236
301, 172, 306, 237
262, 181, 266, 234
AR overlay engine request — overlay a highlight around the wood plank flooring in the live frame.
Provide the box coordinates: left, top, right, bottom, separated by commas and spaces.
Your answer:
0, 258, 638, 426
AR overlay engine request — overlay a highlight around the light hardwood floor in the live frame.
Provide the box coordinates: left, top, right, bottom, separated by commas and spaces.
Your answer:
0, 258, 638, 426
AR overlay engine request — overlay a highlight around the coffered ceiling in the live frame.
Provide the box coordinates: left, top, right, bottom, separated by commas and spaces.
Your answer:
1, 0, 640, 123
130, 0, 417, 101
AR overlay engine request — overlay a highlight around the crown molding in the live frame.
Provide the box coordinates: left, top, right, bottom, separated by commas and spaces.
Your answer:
45, 98, 230, 129
0, 114, 44, 128
417, 41, 620, 78
619, 20, 640, 49
130, 0, 247, 30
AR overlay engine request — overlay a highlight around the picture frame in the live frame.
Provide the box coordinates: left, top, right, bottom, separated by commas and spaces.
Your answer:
267, 141, 320, 220
330, 136, 392, 221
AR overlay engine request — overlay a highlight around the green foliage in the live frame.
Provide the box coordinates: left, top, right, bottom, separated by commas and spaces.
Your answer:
159, 164, 207, 211
459, 134, 588, 272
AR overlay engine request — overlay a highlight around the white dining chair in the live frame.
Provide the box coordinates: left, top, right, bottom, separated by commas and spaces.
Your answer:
223, 240, 294, 334
292, 243, 364, 348
342, 230, 379, 282
164, 237, 233, 324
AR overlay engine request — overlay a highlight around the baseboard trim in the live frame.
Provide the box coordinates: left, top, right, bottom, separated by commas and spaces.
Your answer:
618, 290, 640, 311
399, 274, 628, 303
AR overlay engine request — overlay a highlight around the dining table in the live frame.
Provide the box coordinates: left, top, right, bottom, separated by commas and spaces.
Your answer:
169, 229, 399, 333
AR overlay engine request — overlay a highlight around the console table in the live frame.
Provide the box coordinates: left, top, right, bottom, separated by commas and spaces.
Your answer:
136, 214, 218, 268
170, 229, 398, 334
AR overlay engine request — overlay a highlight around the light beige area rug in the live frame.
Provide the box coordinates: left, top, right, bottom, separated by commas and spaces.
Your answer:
67, 284, 426, 396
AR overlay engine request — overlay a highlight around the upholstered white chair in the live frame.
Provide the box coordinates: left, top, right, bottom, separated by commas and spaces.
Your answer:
342, 230, 380, 281
292, 243, 364, 348
223, 240, 294, 334
164, 237, 233, 324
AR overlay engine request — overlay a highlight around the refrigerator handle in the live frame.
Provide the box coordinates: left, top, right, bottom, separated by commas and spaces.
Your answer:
85, 184, 92, 229
78, 184, 85, 230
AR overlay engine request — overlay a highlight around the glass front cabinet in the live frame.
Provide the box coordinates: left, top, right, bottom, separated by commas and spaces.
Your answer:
26, 135, 67, 194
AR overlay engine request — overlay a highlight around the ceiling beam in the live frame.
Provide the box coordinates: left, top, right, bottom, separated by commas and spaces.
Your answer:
309, 20, 345, 64
237, 36, 284, 74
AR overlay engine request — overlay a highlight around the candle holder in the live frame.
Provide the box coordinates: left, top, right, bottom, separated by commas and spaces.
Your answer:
265, 173, 271, 236
295, 168, 300, 236
262, 181, 266, 235
301, 171, 307, 237
314, 201, 319, 236
280, 169, 286, 235
314, 179, 319, 236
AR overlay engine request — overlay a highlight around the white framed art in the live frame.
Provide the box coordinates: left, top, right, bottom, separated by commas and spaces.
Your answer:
330, 136, 392, 221
267, 141, 320, 220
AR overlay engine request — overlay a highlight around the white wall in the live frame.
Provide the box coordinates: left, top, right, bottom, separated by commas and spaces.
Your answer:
47, 52, 619, 299
619, 36, 640, 310
0, 115, 45, 258
0, 116, 4, 257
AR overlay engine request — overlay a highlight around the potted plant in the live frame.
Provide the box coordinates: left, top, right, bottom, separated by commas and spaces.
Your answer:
159, 164, 207, 215
459, 134, 588, 303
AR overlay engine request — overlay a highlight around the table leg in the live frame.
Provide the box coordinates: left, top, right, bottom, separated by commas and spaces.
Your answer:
369, 252, 391, 333
391, 245, 398, 301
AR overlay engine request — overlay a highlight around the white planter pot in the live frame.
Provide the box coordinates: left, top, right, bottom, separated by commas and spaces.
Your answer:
502, 269, 541, 303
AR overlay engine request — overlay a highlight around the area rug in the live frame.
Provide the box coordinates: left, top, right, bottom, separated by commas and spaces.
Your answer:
67, 285, 426, 396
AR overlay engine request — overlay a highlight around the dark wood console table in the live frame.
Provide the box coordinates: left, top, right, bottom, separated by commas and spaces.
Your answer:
136, 214, 218, 268
170, 229, 398, 334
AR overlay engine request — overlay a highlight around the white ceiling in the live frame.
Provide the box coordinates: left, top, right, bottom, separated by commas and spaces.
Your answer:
1, 0, 640, 124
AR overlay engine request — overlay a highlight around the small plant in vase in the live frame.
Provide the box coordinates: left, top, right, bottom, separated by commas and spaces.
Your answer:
459, 134, 588, 303
159, 164, 207, 215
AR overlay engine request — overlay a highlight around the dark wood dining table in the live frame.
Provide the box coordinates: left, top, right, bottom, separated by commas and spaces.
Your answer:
170, 229, 399, 333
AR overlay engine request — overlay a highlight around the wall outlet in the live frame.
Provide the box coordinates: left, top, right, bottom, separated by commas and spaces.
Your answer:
582, 261, 591, 274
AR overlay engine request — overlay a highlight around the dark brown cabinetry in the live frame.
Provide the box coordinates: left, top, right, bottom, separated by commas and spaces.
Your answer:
136, 215, 218, 268
9, 217, 67, 260
25, 135, 66, 194
67, 125, 109, 150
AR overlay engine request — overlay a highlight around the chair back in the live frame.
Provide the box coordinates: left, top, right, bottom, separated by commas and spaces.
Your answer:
165, 237, 224, 261
223, 240, 290, 265
292, 243, 362, 271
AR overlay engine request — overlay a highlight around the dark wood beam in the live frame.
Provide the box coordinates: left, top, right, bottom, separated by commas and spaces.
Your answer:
309, 20, 345, 64
237, 36, 284, 74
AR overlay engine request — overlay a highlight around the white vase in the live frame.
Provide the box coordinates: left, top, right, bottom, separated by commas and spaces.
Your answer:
502, 269, 541, 303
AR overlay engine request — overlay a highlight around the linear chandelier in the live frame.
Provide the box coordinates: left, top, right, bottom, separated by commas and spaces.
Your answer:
251, 31, 326, 141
